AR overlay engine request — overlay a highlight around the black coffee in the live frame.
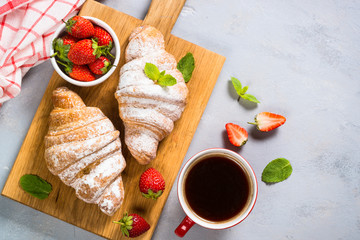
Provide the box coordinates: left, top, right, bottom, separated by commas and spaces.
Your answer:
184, 156, 250, 222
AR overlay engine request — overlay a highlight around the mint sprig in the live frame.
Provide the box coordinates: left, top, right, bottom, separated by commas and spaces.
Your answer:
19, 174, 52, 199
262, 158, 292, 183
177, 52, 195, 83
231, 77, 260, 103
144, 63, 177, 86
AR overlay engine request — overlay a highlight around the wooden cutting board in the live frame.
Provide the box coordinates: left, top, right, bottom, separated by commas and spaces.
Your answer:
1, 0, 225, 239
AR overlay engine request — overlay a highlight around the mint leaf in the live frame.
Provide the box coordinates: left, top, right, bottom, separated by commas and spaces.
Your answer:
242, 94, 260, 103
262, 158, 292, 183
19, 174, 52, 199
177, 52, 195, 83
231, 77, 242, 95
144, 63, 160, 80
158, 74, 177, 86
160, 70, 165, 78
241, 86, 248, 95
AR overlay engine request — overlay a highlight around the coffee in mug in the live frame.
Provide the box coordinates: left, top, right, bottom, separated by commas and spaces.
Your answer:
185, 156, 250, 222
175, 148, 257, 237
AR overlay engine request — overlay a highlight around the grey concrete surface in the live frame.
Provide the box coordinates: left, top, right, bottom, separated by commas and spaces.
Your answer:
1, 0, 360, 239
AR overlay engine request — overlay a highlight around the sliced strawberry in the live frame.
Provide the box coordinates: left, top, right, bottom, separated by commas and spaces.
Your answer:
248, 112, 286, 132
225, 123, 248, 147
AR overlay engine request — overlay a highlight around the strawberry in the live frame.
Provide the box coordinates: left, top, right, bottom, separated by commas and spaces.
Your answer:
113, 212, 150, 238
93, 26, 114, 58
248, 112, 286, 132
64, 16, 94, 39
93, 26, 113, 46
62, 34, 78, 47
51, 35, 78, 63
57, 61, 95, 81
88, 56, 111, 75
67, 64, 96, 82
225, 123, 248, 147
139, 168, 165, 200
68, 39, 104, 65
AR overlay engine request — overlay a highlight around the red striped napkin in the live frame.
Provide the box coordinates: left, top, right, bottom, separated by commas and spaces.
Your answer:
0, 0, 86, 107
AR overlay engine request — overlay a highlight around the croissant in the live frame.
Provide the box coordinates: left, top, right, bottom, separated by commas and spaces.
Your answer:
44, 87, 126, 216
115, 25, 188, 165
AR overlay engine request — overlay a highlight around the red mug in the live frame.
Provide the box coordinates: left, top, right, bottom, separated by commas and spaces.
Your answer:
175, 148, 258, 237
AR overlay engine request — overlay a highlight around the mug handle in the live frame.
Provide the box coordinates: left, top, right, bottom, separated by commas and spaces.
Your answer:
174, 215, 195, 237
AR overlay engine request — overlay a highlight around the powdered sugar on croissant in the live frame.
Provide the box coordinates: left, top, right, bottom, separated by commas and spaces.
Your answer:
115, 25, 188, 165
45, 87, 126, 216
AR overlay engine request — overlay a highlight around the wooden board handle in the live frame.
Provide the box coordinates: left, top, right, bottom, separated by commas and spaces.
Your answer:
143, 0, 186, 41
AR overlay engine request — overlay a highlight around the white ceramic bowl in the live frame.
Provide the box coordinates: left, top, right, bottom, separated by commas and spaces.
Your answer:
50, 16, 120, 87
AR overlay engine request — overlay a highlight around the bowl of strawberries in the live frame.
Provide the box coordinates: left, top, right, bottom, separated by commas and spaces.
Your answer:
50, 16, 120, 87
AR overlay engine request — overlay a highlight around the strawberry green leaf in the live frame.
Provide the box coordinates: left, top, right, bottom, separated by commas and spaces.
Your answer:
177, 52, 195, 83
100, 61, 112, 74
107, 41, 113, 52
231, 77, 243, 96
144, 63, 160, 81
123, 228, 129, 237
91, 39, 104, 58
56, 60, 73, 74
158, 74, 177, 86
262, 158, 292, 183
64, 18, 76, 34
19, 174, 52, 199
103, 42, 114, 58
241, 94, 260, 103
113, 213, 132, 237
52, 38, 71, 63
142, 189, 163, 200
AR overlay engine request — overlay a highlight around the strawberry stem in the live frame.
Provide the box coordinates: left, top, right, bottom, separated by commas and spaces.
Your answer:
112, 221, 125, 226
247, 122, 257, 125
56, 60, 73, 74
108, 51, 115, 59
56, 60, 67, 67
50, 52, 58, 58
